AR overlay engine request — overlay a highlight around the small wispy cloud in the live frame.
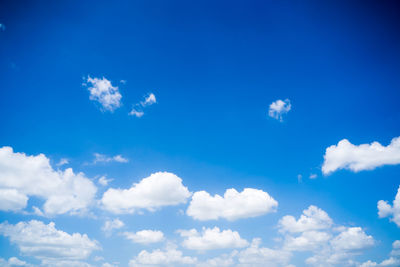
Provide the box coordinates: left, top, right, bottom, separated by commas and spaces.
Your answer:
129, 93, 157, 117
84, 76, 122, 112
56, 158, 69, 167
98, 176, 113, 186
268, 99, 291, 121
93, 153, 128, 164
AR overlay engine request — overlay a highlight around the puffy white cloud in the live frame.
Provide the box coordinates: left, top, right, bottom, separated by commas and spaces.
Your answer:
279, 205, 333, 233
0, 146, 97, 215
101, 172, 191, 214
123, 230, 164, 244
187, 188, 278, 221
102, 219, 124, 234
238, 238, 292, 267
378, 186, 400, 227
330, 227, 374, 251
322, 137, 400, 175
85, 76, 122, 112
0, 220, 100, 264
284, 231, 331, 251
129, 245, 197, 266
178, 227, 249, 251
196, 252, 237, 267
93, 153, 128, 164
268, 99, 291, 121
360, 242, 400, 267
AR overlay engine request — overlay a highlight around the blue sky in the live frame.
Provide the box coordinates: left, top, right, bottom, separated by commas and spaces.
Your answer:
0, 0, 400, 266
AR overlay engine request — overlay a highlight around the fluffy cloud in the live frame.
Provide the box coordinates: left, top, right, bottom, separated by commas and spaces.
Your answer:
330, 227, 374, 251
279, 205, 333, 233
123, 230, 164, 244
0, 146, 97, 215
102, 219, 124, 234
129, 93, 157, 117
238, 238, 292, 267
129, 245, 197, 266
93, 153, 128, 164
268, 99, 291, 121
0, 220, 100, 264
283, 231, 332, 251
86, 76, 122, 112
101, 172, 191, 214
378, 186, 400, 227
322, 137, 400, 175
360, 240, 400, 267
0, 257, 30, 266
178, 227, 249, 251
187, 188, 278, 221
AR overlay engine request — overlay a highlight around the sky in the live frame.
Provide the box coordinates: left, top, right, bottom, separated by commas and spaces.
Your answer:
0, 0, 400, 266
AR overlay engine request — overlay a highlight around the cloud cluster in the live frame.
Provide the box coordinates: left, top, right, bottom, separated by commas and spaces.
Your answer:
85, 76, 122, 112
187, 188, 278, 221
268, 99, 291, 121
178, 227, 249, 251
0, 220, 100, 265
378, 186, 400, 227
129, 93, 157, 117
322, 137, 400, 175
101, 172, 191, 214
0, 146, 97, 216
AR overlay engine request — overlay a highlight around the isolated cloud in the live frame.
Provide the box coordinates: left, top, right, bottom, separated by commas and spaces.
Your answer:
98, 176, 113, 186
268, 99, 291, 121
0, 220, 100, 264
129, 245, 197, 266
378, 186, 400, 227
123, 230, 164, 244
102, 219, 124, 234
187, 188, 278, 221
141, 93, 157, 107
101, 172, 191, 214
322, 137, 400, 175
129, 109, 144, 117
0, 146, 97, 215
129, 93, 156, 117
93, 153, 128, 164
86, 76, 122, 112
178, 227, 249, 251
279, 205, 333, 233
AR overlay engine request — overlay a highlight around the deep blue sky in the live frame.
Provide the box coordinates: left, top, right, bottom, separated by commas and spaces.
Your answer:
0, 1, 400, 266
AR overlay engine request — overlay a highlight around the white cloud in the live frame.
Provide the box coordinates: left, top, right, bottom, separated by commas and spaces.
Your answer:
187, 188, 278, 221
0, 146, 97, 215
98, 176, 113, 186
85, 76, 122, 112
123, 230, 164, 244
279, 205, 333, 233
284, 230, 331, 251
268, 99, 291, 121
360, 240, 400, 267
93, 153, 128, 164
378, 186, 400, 227
330, 227, 374, 251
322, 137, 400, 175
196, 252, 237, 267
129, 93, 157, 117
178, 227, 249, 251
101, 172, 191, 214
102, 219, 124, 234
129, 109, 144, 117
129, 245, 197, 266
0, 257, 31, 267
56, 158, 69, 167
141, 93, 157, 107
238, 238, 292, 267
0, 220, 100, 264
309, 174, 317, 179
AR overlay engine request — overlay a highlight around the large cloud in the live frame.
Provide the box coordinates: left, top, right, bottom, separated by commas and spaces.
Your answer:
378, 186, 400, 227
178, 227, 249, 251
322, 137, 400, 175
0, 220, 100, 265
101, 172, 191, 214
187, 188, 278, 221
0, 146, 97, 215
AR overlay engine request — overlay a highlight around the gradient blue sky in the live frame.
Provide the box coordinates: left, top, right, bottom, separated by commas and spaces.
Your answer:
0, 1, 400, 266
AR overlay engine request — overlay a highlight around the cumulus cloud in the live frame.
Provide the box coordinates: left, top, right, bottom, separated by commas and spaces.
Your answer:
129, 93, 156, 117
0, 220, 100, 264
92, 153, 128, 164
123, 230, 164, 244
129, 245, 197, 266
178, 227, 249, 251
85, 76, 122, 112
322, 137, 400, 175
187, 188, 278, 221
102, 218, 124, 235
101, 172, 191, 214
0, 146, 97, 215
378, 186, 400, 227
268, 99, 291, 121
